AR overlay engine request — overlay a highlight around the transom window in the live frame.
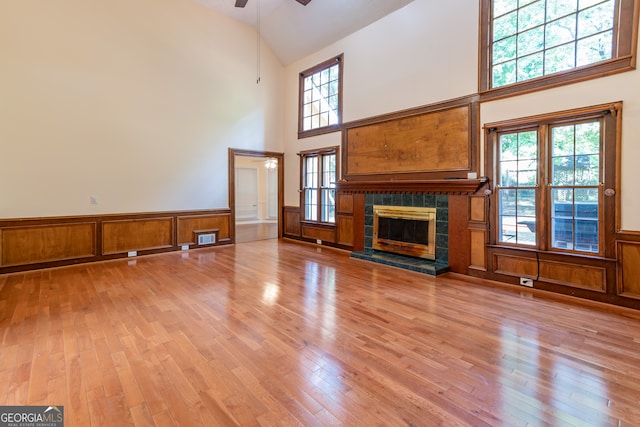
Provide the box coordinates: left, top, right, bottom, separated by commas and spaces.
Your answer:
298, 55, 343, 138
492, 0, 615, 88
301, 148, 337, 223
488, 104, 619, 257
480, 0, 638, 98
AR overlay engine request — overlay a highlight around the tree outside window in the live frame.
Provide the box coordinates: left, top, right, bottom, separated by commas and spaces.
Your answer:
480, 0, 637, 98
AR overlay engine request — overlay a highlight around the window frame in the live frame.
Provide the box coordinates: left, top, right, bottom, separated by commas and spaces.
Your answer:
299, 147, 339, 225
486, 103, 620, 258
298, 54, 344, 139
479, 0, 639, 100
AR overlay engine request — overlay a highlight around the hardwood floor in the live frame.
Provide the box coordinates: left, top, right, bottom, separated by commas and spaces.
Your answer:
235, 222, 278, 243
2, 239, 640, 426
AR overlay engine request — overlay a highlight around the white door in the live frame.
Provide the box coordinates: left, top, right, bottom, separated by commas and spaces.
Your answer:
235, 167, 258, 220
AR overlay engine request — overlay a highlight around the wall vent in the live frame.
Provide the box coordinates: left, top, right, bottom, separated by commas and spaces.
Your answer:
197, 233, 216, 246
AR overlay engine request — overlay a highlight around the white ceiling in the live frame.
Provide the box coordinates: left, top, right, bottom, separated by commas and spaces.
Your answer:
193, 0, 414, 65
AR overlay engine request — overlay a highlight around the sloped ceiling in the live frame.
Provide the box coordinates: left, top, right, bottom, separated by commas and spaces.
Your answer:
193, 0, 414, 65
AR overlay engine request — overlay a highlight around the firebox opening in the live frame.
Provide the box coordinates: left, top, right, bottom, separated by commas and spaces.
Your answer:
373, 205, 436, 260
377, 217, 429, 245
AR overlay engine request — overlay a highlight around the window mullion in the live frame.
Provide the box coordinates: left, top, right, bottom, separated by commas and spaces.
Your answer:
538, 124, 549, 251
317, 154, 324, 223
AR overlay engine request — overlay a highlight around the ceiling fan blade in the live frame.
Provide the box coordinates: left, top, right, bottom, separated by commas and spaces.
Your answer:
295, 0, 311, 5
235, 0, 248, 7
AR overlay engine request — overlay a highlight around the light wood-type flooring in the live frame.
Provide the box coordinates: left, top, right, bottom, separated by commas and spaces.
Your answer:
2, 239, 640, 426
235, 222, 278, 243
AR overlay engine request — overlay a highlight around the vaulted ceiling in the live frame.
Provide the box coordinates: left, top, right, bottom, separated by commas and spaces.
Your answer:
193, 0, 414, 65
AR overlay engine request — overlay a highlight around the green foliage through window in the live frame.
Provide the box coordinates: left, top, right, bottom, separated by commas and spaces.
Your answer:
491, 0, 615, 88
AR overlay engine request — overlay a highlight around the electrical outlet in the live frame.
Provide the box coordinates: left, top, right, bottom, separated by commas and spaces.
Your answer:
520, 277, 534, 287
90, 196, 98, 205
127, 251, 137, 257
181, 245, 189, 251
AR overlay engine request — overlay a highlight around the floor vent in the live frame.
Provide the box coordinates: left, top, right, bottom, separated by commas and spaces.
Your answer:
197, 233, 216, 246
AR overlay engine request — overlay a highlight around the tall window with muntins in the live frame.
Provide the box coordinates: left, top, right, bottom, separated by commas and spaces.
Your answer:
550, 121, 601, 252
490, 106, 615, 257
299, 55, 343, 138
320, 154, 337, 223
498, 130, 538, 246
304, 156, 318, 221
492, 0, 615, 88
301, 149, 337, 224
481, 0, 637, 96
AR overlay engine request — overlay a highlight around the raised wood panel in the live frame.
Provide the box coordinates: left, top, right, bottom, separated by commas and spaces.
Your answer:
337, 193, 354, 214
352, 194, 366, 252
102, 218, 174, 255
301, 224, 336, 243
345, 105, 470, 177
618, 240, 640, 299
336, 215, 354, 247
470, 195, 486, 222
448, 195, 470, 274
177, 214, 230, 245
469, 229, 487, 270
284, 207, 301, 237
494, 254, 539, 278
0, 223, 96, 266
538, 259, 606, 292
494, 253, 606, 292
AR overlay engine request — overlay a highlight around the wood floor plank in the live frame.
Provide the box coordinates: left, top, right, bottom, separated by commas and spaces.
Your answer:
2, 239, 640, 425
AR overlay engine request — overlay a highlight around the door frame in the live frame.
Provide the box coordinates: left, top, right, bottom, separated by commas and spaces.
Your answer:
228, 148, 284, 242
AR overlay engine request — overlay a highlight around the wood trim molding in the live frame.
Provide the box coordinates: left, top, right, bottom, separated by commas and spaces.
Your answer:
336, 178, 488, 194
229, 148, 285, 242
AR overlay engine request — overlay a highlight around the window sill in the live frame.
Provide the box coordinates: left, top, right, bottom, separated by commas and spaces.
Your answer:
480, 56, 635, 102
486, 244, 616, 263
298, 125, 342, 139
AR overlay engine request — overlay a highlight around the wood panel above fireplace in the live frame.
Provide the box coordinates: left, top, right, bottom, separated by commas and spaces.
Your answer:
341, 94, 479, 184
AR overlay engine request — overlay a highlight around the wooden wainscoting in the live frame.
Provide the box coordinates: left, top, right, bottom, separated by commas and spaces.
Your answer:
0, 222, 96, 267
617, 232, 640, 300
283, 206, 302, 238
301, 223, 336, 243
0, 209, 231, 274
335, 192, 364, 250
284, 197, 361, 251
102, 217, 174, 255
493, 252, 608, 292
468, 194, 488, 272
177, 213, 231, 246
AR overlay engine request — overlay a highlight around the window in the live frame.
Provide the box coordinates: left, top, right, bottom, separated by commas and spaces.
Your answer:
480, 0, 638, 98
298, 55, 343, 138
301, 148, 337, 223
487, 103, 619, 257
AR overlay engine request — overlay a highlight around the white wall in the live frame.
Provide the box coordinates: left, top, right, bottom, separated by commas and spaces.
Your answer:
282, 0, 479, 206
0, 0, 283, 218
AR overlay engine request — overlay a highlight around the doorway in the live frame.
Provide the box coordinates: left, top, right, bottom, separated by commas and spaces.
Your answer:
228, 149, 284, 243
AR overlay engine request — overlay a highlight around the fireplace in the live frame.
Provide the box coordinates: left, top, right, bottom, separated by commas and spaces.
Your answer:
349, 193, 449, 276
373, 205, 436, 260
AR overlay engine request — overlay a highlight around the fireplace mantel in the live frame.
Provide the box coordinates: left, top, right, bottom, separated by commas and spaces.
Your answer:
337, 178, 487, 194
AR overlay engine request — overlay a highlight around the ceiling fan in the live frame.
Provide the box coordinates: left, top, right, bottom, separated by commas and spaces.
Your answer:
235, 0, 311, 7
